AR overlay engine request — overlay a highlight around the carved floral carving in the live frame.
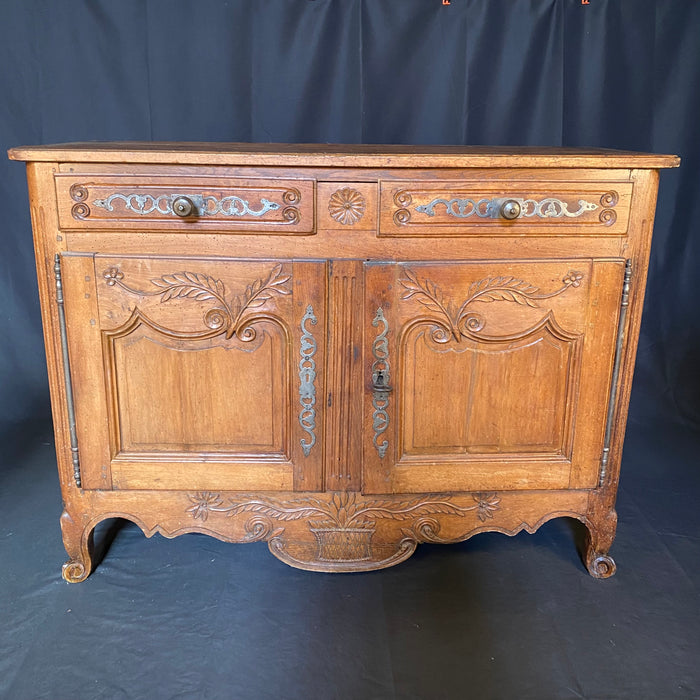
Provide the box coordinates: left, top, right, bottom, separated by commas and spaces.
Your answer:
185, 491, 501, 564
328, 187, 366, 225
102, 264, 291, 339
399, 267, 583, 342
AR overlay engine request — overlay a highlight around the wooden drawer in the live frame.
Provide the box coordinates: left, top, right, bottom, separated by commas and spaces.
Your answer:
380, 180, 632, 236
55, 174, 315, 234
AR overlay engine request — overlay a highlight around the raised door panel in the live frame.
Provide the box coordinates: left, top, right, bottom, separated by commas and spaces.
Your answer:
60, 254, 325, 491
363, 259, 625, 493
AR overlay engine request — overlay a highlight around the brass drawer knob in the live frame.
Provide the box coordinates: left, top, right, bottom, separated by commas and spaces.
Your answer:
172, 196, 195, 218
500, 199, 522, 220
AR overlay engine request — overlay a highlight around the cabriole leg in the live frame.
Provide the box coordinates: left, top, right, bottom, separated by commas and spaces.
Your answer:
583, 508, 617, 579
59, 509, 95, 583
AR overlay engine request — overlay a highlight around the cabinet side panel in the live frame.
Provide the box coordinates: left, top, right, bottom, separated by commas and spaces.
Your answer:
602, 169, 661, 492
25, 162, 76, 493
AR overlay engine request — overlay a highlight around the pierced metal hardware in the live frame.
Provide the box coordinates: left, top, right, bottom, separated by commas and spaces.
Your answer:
414, 196, 599, 220
93, 192, 281, 218
54, 254, 81, 488
298, 305, 318, 456
600, 259, 633, 485
172, 196, 195, 218
371, 307, 391, 458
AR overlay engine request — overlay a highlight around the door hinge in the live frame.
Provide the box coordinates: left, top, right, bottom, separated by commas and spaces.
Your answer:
54, 254, 81, 488
599, 259, 633, 486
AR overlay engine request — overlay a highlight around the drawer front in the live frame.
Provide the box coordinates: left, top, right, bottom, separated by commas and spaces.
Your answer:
380, 180, 632, 236
55, 175, 315, 233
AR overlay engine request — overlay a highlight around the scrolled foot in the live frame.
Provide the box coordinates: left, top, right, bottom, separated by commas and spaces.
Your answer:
582, 504, 617, 579
62, 559, 91, 583
60, 510, 95, 583
585, 551, 617, 579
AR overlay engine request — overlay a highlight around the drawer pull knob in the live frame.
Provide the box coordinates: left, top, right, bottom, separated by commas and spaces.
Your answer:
172, 196, 195, 218
500, 199, 522, 220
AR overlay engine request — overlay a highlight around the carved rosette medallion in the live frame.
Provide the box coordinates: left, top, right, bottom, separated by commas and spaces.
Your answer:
102, 264, 291, 339
185, 491, 502, 569
328, 187, 366, 225
399, 267, 584, 341
298, 305, 318, 456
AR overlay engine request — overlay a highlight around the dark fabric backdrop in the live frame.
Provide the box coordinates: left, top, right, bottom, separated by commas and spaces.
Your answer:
1, 0, 698, 439
1, 2, 699, 699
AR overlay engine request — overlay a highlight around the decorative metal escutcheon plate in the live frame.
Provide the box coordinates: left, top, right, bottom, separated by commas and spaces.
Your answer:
93, 192, 282, 218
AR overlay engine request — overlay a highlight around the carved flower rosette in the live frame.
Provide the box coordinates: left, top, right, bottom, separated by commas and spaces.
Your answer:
328, 187, 366, 225
184, 491, 502, 567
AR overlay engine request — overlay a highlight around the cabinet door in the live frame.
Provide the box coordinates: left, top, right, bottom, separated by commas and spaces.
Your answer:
60, 254, 325, 491
363, 259, 625, 493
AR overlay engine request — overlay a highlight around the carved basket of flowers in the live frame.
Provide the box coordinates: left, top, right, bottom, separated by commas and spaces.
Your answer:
309, 521, 375, 562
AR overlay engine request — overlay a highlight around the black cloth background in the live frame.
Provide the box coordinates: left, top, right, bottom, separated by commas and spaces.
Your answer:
1, 0, 698, 433
0, 2, 698, 699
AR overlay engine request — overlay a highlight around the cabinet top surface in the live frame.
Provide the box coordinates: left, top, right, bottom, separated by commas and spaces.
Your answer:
8, 141, 680, 169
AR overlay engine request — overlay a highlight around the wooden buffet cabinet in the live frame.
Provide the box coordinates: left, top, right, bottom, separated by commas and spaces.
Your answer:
8, 143, 679, 582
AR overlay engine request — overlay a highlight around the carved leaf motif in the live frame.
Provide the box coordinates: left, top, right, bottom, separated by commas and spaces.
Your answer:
401, 267, 582, 341
358, 497, 468, 522
240, 263, 291, 310
224, 499, 326, 522
400, 268, 451, 318
473, 288, 540, 307
150, 272, 225, 303
468, 276, 537, 296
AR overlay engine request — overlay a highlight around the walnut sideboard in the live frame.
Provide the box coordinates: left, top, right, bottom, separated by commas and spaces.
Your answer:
8, 143, 679, 582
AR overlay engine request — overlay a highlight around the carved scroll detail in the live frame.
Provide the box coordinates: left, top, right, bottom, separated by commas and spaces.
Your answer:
371, 307, 391, 458
400, 267, 583, 342
70, 183, 90, 220
598, 191, 619, 226
102, 264, 291, 340
185, 491, 501, 563
298, 305, 318, 456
